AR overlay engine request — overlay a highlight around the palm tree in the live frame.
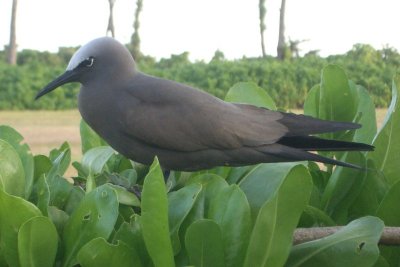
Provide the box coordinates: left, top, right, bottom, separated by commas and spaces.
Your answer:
106, 0, 116, 37
259, 0, 267, 58
7, 0, 18, 65
277, 0, 286, 60
130, 0, 143, 60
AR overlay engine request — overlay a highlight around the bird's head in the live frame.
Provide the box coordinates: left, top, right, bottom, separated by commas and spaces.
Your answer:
35, 37, 136, 99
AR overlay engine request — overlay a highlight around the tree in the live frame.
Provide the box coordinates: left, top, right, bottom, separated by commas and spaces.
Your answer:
259, 0, 267, 58
277, 0, 286, 60
7, 0, 18, 65
106, 0, 116, 37
129, 0, 143, 60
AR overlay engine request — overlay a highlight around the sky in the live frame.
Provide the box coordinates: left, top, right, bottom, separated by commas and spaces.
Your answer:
1, 0, 400, 61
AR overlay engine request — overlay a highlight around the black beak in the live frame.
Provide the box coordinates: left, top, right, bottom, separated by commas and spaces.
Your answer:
35, 70, 80, 100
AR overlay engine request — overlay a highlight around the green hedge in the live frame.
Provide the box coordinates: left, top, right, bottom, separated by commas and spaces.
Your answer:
0, 44, 398, 109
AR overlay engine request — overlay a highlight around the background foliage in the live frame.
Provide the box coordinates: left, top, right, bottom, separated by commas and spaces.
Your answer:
0, 65, 399, 266
0, 43, 399, 110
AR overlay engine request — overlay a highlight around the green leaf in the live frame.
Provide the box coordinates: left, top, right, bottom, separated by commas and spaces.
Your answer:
225, 82, 277, 110
319, 65, 357, 129
108, 184, 140, 207
47, 174, 73, 210
114, 215, 151, 267
376, 181, 400, 266
185, 219, 225, 267
239, 162, 301, 221
168, 183, 202, 254
0, 188, 42, 267
77, 237, 142, 267
30, 175, 50, 215
321, 152, 367, 223
47, 206, 69, 235
18, 216, 58, 267
349, 83, 377, 144
376, 180, 400, 225
82, 146, 115, 175
208, 185, 251, 267
303, 84, 320, 118
0, 125, 34, 199
0, 139, 25, 197
368, 77, 400, 185
33, 155, 52, 181
48, 143, 71, 178
61, 185, 119, 267
286, 216, 384, 267
80, 120, 107, 154
141, 157, 174, 267
244, 165, 312, 267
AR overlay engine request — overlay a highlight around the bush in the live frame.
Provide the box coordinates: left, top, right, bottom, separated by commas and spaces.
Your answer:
0, 44, 398, 110
0, 65, 399, 266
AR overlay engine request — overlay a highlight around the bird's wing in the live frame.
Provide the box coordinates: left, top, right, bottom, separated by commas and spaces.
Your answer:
117, 73, 288, 152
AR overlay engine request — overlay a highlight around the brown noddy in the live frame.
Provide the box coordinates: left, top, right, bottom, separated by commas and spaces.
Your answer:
36, 37, 373, 171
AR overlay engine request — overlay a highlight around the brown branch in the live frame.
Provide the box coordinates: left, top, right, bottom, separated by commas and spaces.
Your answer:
293, 227, 400, 246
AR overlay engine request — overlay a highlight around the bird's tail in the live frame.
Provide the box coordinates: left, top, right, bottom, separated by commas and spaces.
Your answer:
261, 137, 374, 170
277, 135, 374, 152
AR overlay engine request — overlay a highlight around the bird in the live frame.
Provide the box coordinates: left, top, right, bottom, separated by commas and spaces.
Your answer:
35, 37, 373, 171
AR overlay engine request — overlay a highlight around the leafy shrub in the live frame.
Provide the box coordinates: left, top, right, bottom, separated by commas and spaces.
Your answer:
0, 65, 399, 266
0, 44, 399, 110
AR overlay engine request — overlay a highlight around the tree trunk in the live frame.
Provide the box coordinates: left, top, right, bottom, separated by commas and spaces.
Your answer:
106, 0, 116, 37
259, 0, 267, 58
7, 0, 18, 65
130, 0, 143, 60
277, 0, 286, 60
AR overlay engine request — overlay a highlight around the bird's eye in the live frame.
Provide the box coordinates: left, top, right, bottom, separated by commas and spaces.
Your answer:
78, 57, 95, 68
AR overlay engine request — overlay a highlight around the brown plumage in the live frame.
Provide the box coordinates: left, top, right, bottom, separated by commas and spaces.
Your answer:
36, 37, 373, 171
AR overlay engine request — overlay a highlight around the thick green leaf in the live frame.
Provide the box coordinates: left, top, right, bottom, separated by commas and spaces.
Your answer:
80, 120, 107, 154
244, 165, 312, 267
168, 183, 202, 254
239, 162, 301, 221
286, 216, 384, 267
48, 206, 69, 235
319, 65, 357, 134
33, 155, 52, 181
0, 125, 34, 199
31, 175, 50, 215
108, 184, 140, 207
225, 82, 277, 110
114, 215, 151, 267
141, 157, 174, 267
303, 84, 320, 118
225, 166, 254, 184
64, 186, 85, 215
18, 216, 58, 267
368, 77, 400, 185
0, 139, 25, 197
349, 83, 377, 144
376, 180, 400, 225
61, 185, 119, 267
376, 181, 400, 266
300, 206, 335, 227
185, 219, 225, 267
321, 152, 367, 223
47, 174, 74, 210
208, 185, 251, 267
77, 237, 142, 267
82, 146, 115, 175
0, 188, 42, 267
48, 143, 71, 178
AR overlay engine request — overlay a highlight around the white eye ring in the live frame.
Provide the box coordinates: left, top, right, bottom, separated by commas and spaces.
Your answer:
86, 57, 94, 67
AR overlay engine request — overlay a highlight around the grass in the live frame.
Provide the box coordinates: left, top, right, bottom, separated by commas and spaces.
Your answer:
0, 109, 388, 178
